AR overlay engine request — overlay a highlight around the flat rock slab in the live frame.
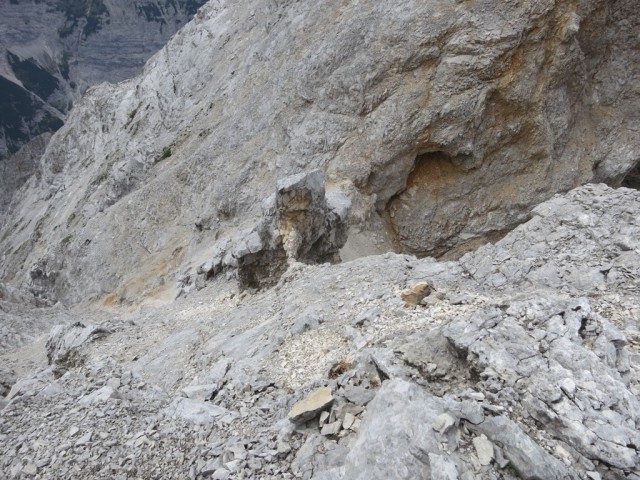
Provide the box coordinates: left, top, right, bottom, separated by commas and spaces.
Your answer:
165, 397, 236, 425
288, 387, 334, 423
78, 386, 115, 405
472, 416, 578, 479
329, 379, 449, 479
472, 435, 494, 466
181, 384, 218, 401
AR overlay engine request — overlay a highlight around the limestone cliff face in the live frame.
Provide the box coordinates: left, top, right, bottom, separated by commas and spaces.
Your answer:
0, 0, 207, 160
0, 0, 638, 305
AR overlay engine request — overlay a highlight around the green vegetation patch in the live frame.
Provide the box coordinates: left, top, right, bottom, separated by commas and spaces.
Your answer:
157, 147, 172, 162
7, 52, 60, 100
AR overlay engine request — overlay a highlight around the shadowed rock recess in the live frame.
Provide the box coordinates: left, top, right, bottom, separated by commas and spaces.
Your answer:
0, 0, 639, 479
178, 170, 349, 294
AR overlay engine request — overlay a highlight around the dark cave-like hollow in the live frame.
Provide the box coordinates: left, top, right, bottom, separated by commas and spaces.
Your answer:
622, 162, 640, 190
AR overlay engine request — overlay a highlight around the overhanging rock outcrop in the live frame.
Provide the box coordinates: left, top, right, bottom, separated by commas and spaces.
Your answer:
184, 170, 349, 292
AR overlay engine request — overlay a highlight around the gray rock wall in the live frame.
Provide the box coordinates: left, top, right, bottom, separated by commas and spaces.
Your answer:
0, 0, 638, 305
0, 133, 51, 213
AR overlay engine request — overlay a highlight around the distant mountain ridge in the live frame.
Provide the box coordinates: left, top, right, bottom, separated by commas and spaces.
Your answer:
0, 0, 207, 160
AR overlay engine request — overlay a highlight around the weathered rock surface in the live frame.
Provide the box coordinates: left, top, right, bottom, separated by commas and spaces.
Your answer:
46, 321, 116, 374
472, 416, 577, 479
288, 387, 334, 424
0, 0, 207, 161
184, 170, 349, 293
165, 397, 236, 425
1, 184, 638, 479
0, 0, 639, 477
0, 0, 638, 306
0, 133, 51, 212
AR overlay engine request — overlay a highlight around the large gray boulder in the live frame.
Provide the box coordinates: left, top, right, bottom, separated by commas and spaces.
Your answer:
321, 380, 460, 480
191, 170, 350, 292
46, 321, 114, 373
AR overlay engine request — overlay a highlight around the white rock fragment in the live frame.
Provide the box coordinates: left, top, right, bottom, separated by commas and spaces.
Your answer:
78, 386, 115, 405
472, 434, 494, 466
432, 413, 456, 434
180, 384, 218, 401
560, 378, 577, 399
321, 420, 342, 436
212, 468, 231, 480
342, 412, 356, 430
319, 411, 330, 427
164, 397, 236, 425
428, 453, 459, 480
288, 387, 334, 423
75, 431, 92, 447
22, 464, 38, 476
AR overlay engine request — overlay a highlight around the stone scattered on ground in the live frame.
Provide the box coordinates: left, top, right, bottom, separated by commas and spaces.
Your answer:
1, 184, 639, 479
288, 387, 334, 424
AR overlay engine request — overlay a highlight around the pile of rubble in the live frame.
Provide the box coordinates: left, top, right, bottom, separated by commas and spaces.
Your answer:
1, 184, 639, 479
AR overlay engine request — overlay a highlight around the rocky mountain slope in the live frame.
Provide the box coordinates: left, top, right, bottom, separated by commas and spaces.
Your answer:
1, 183, 639, 479
0, 0, 207, 161
0, 0, 638, 307
0, 0, 639, 478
